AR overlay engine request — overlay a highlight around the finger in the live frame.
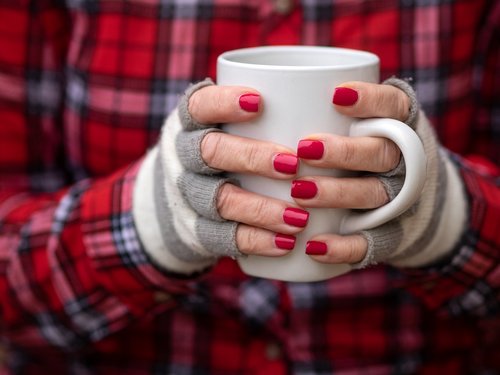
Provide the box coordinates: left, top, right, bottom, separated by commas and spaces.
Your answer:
297, 134, 400, 173
304, 234, 368, 264
332, 81, 410, 122
290, 176, 389, 209
217, 183, 309, 234
236, 225, 297, 256
189, 85, 262, 125
201, 132, 299, 178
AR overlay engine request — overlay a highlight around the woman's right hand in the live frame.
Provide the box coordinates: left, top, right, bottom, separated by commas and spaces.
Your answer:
133, 79, 309, 275
187, 85, 307, 256
185, 83, 309, 256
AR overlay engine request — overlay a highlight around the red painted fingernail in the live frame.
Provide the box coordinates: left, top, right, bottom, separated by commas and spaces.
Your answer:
275, 233, 296, 250
291, 180, 318, 199
239, 93, 260, 112
306, 241, 328, 255
332, 87, 358, 106
297, 139, 324, 160
273, 153, 298, 174
283, 207, 309, 227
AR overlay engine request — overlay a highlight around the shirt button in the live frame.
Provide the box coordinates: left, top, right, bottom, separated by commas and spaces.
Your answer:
273, 0, 293, 14
265, 341, 282, 360
154, 292, 171, 303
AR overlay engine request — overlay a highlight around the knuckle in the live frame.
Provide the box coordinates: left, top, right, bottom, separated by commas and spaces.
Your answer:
345, 239, 364, 263
373, 178, 390, 206
189, 86, 233, 124
201, 132, 224, 168
252, 195, 272, 222
380, 139, 400, 171
188, 91, 202, 121
396, 90, 410, 122
333, 181, 348, 204
381, 86, 409, 121
216, 183, 237, 219
213, 89, 226, 114
213, 87, 233, 118
236, 226, 261, 255
373, 85, 389, 115
242, 142, 263, 173
338, 139, 356, 167
373, 85, 407, 120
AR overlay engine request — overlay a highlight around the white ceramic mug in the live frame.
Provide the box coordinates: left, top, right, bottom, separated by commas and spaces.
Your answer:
217, 46, 426, 282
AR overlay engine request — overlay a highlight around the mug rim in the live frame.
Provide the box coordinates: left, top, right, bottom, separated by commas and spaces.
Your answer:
217, 45, 379, 71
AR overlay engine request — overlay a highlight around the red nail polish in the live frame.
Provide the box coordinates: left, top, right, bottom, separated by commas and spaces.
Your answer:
297, 140, 324, 160
275, 233, 296, 250
239, 93, 260, 112
273, 153, 298, 174
306, 241, 328, 255
283, 207, 309, 227
291, 180, 318, 199
332, 87, 358, 106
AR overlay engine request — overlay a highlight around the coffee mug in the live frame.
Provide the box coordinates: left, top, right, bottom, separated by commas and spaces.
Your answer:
217, 46, 426, 282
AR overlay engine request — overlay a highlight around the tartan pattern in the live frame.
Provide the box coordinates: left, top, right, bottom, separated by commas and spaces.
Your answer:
0, 0, 499, 373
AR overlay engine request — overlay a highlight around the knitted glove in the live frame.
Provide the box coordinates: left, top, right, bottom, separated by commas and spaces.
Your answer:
354, 78, 467, 268
133, 79, 242, 275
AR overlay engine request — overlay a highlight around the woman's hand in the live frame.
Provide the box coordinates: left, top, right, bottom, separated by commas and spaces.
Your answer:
134, 79, 320, 275
185, 83, 310, 256
291, 82, 408, 263
294, 79, 466, 269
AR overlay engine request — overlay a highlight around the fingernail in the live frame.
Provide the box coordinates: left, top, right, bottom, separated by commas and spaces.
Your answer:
273, 153, 298, 174
306, 241, 328, 255
283, 207, 309, 227
275, 233, 296, 250
297, 139, 324, 160
332, 87, 358, 106
291, 180, 318, 199
239, 93, 260, 112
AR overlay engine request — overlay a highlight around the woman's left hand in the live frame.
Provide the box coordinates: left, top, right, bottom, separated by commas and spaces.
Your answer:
294, 80, 466, 269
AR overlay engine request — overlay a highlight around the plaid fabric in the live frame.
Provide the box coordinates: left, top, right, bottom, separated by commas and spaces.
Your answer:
0, 0, 499, 373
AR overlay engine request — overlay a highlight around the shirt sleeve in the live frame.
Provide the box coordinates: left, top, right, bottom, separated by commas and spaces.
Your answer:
0, 159, 195, 350
398, 2, 500, 317
401, 154, 499, 317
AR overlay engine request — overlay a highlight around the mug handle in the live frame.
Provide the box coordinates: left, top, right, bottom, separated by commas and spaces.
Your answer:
339, 118, 427, 235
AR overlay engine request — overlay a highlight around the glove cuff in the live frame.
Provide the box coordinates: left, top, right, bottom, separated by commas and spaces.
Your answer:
355, 111, 467, 269
133, 146, 216, 274
376, 77, 418, 202
382, 77, 419, 129
390, 152, 467, 267
178, 78, 215, 131
175, 128, 224, 175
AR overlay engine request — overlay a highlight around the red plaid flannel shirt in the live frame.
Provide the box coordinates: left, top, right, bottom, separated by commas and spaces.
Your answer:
0, 0, 499, 373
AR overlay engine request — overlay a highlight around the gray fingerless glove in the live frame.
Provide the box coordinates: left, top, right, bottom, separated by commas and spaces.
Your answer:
133, 79, 242, 275
353, 78, 467, 269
